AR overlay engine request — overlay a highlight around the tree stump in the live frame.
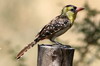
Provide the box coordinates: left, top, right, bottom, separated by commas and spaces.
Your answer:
37, 44, 75, 66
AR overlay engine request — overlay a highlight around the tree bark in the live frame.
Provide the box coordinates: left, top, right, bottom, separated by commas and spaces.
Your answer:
37, 44, 75, 66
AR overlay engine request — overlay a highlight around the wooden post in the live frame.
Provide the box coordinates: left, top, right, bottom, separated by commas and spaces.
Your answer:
37, 44, 75, 66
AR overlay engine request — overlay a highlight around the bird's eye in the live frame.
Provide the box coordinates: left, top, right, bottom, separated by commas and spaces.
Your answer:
70, 9, 74, 11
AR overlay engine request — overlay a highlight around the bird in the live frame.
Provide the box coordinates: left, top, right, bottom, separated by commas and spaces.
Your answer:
17, 5, 84, 59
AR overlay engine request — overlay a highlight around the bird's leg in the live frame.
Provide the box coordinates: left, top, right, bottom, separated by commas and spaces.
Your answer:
50, 39, 71, 48
50, 39, 63, 45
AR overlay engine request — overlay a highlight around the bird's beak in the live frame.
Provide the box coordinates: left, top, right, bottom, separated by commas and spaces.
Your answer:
76, 7, 84, 13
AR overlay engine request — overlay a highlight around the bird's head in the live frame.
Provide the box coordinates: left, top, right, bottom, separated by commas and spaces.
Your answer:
61, 5, 84, 23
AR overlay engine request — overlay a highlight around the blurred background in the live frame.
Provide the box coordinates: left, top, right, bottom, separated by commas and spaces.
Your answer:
0, 0, 100, 66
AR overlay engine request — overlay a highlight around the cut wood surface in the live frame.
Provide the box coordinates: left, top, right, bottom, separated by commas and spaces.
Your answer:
37, 44, 75, 66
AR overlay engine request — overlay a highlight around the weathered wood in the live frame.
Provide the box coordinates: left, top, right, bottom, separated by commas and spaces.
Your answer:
37, 44, 75, 66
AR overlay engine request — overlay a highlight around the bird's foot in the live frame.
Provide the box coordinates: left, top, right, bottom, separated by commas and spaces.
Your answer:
53, 44, 71, 48
63, 45, 71, 48
53, 42, 63, 45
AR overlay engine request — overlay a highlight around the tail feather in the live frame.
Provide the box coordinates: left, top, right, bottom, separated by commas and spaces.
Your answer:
17, 41, 37, 59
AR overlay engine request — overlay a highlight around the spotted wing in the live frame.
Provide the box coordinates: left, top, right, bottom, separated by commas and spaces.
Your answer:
36, 16, 71, 39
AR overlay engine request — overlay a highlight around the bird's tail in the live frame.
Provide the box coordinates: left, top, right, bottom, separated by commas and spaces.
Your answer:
17, 38, 40, 59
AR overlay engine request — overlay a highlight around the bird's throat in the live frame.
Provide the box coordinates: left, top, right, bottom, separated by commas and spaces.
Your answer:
67, 12, 76, 24
68, 15, 75, 23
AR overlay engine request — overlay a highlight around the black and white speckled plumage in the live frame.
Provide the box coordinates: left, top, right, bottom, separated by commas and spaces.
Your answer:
35, 15, 72, 41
